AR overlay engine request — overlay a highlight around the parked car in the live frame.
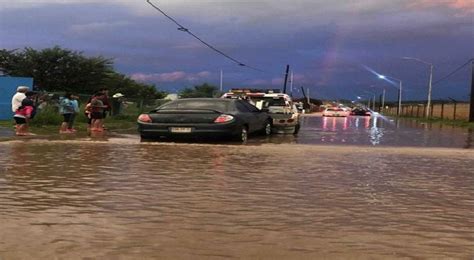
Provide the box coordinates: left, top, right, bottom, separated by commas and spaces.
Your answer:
322, 107, 350, 117
137, 98, 273, 142
350, 107, 371, 116
221, 89, 301, 134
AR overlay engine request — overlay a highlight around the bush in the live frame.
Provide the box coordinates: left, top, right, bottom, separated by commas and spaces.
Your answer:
30, 105, 62, 126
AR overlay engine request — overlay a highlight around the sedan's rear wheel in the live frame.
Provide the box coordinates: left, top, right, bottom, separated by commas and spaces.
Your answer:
258, 120, 272, 136
235, 126, 248, 143
263, 121, 272, 136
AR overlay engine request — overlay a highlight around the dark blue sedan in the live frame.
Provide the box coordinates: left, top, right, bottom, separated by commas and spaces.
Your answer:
137, 98, 272, 142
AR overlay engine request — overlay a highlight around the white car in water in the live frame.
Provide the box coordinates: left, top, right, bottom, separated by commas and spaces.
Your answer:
222, 90, 301, 134
322, 107, 350, 117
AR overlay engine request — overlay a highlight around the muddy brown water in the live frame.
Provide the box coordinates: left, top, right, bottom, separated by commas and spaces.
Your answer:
0, 137, 473, 259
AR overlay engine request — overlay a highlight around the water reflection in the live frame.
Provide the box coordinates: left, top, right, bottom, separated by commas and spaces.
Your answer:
0, 141, 472, 259
290, 115, 473, 148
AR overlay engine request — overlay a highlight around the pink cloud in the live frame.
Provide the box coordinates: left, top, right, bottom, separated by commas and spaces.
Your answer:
409, 0, 474, 14
196, 71, 211, 77
271, 77, 284, 85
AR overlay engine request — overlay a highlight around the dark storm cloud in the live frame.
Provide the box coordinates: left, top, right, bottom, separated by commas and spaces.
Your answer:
0, 0, 472, 100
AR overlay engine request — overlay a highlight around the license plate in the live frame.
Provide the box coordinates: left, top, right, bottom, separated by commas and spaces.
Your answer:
170, 127, 192, 133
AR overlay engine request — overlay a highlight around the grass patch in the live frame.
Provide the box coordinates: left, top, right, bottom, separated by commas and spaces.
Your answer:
0, 104, 139, 134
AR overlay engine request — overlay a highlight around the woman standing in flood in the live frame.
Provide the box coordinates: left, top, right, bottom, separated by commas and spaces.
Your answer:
59, 93, 75, 134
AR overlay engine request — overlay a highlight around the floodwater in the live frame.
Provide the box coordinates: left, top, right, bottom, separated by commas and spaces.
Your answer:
249, 115, 473, 148
0, 115, 473, 259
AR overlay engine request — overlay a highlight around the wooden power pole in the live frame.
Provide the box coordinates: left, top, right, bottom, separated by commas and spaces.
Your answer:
283, 65, 290, 94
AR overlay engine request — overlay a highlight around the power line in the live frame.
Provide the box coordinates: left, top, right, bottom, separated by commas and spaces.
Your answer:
433, 58, 473, 86
146, 0, 265, 72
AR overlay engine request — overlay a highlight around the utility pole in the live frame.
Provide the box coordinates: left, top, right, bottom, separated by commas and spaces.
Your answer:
372, 93, 376, 111
290, 71, 294, 97
283, 65, 290, 94
382, 88, 385, 112
307, 87, 310, 104
426, 64, 433, 117
398, 81, 402, 117
470, 60, 474, 122
219, 69, 223, 92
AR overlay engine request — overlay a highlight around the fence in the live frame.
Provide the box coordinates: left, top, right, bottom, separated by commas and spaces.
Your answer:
383, 102, 470, 120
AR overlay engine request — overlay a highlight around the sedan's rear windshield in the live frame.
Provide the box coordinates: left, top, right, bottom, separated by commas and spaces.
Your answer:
158, 100, 230, 112
251, 97, 286, 107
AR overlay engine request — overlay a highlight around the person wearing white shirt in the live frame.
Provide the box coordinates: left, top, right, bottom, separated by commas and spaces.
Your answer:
11, 86, 29, 112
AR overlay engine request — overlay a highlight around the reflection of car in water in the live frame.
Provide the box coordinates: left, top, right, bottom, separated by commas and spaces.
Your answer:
350, 107, 371, 116
222, 89, 301, 134
137, 98, 272, 142
322, 107, 350, 117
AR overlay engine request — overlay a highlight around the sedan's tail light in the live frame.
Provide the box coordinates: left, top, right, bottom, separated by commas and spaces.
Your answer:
214, 114, 234, 123
138, 114, 152, 123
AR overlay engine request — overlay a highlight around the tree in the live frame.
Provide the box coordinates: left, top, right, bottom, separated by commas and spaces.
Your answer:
179, 83, 219, 98
0, 46, 165, 99
104, 73, 166, 99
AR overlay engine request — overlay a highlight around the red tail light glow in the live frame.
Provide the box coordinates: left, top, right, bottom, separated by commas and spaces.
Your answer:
214, 114, 234, 123
138, 114, 152, 123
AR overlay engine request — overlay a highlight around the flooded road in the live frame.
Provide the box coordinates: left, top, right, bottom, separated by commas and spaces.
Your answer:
0, 115, 473, 259
248, 115, 473, 148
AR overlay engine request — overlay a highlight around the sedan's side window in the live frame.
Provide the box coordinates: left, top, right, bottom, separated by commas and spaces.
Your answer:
241, 101, 260, 112
235, 101, 251, 112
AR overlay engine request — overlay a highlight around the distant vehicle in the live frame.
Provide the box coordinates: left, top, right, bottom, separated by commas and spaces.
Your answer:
222, 89, 301, 134
322, 107, 350, 117
350, 107, 371, 116
137, 98, 272, 142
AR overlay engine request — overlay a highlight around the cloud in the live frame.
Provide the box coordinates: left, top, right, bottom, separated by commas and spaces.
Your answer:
409, 0, 474, 14
130, 71, 211, 83
247, 79, 269, 86
69, 21, 130, 34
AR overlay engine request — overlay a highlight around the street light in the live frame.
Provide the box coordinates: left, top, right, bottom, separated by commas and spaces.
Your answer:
378, 74, 403, 117
369, 85, 386, 113
356, 94, 370, 108
364, 90, 376, 111
402, 57, 433, 118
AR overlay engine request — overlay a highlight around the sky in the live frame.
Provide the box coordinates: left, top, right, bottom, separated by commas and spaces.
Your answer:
0, 0, 473, 101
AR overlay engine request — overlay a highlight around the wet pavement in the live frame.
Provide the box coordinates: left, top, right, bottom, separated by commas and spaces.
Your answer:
0, 115, 473, 259
1, 114, 473, 148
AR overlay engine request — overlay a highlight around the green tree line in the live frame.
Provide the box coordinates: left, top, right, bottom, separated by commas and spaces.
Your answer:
178, 83, 219, 98
0, 46, 166, 99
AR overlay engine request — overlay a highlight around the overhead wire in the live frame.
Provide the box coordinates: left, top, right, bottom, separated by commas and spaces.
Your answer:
432, 58, 473, 86
146, 0, 265, 73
